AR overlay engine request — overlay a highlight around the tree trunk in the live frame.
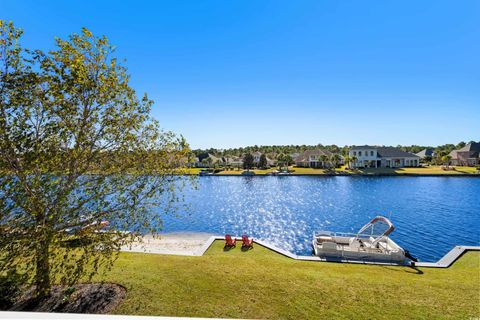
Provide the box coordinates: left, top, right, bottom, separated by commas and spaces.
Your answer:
34, 238, 51, 299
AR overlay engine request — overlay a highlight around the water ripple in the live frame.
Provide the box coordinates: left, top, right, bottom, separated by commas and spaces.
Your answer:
158, 176, 480, 262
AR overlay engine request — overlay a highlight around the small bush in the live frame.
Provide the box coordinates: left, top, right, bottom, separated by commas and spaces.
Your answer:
63, 286, 76, 301
0, 269, 26, 310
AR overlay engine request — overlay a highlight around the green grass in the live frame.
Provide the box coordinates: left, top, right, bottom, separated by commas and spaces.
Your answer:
182, 167, 203, 175
355, 166, 479, 175
93, 241, 480, 319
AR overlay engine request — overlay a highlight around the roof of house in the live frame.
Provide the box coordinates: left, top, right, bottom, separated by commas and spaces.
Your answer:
415, 148, 435, 158
450, 142, 480, 159
296, 149, 333, 162
457, 142, 480, 152
350, 145, 377, 150
376, 147, 419, 158
350, 146, 419, 158
448, 149, 458, 157
206, 154, 222, 163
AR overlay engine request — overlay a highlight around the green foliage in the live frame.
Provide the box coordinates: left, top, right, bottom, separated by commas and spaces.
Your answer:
243, 153, 254, 170
258, 154, 267, 168
192, 142, 471, 161
319, 154, 328, 168
330, 154, 341, 168
0, 268, 26, 309
62, 286, 76, 301
441, 155, 452, 167
0, 21, 191, 298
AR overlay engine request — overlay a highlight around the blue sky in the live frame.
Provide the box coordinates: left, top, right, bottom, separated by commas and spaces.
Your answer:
2, 1, 479, 149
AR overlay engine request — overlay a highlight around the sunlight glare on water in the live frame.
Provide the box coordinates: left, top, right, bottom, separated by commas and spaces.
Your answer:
158, 176, 480, 262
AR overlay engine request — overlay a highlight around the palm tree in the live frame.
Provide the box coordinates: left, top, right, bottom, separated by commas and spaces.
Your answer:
350, 155, 358, 169
344, 155, 351, 169
201, 158, 209, 168
441, 155, 452, 169
330, 154, 341, 170
206, 157, 213, 168
436, 151, 447, 166
319, 154, 329, 169
277, 153, 285, 171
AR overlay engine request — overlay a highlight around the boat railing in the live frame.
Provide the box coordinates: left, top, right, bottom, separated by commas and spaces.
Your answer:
314, 231, 382, 240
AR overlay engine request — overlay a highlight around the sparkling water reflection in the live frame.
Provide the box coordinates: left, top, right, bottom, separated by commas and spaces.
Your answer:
159, 176, 480, 262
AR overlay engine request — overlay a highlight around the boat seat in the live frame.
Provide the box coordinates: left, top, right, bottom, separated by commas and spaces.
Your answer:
321, 242, 337, 250
349, 238, 367, 249
317, 236, 333, 244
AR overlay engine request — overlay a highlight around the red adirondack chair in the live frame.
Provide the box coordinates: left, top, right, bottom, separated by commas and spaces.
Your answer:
242, 234, 254, 248
224, 234, 236, 248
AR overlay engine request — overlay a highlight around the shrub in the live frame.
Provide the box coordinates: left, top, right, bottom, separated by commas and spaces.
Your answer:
0, 269, 26, 309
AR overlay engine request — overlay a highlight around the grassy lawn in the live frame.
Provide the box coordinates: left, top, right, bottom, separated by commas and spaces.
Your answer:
95, 241, 480, 319
358, 166, 479, 175
182, 167, 203, 175
289, 166, 328, 174
396, 166, 479, 174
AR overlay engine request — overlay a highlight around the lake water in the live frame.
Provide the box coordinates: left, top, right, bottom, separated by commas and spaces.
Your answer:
159, 176, 480, 262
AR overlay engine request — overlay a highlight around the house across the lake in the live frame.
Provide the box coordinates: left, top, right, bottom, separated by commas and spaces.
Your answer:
290, 153, 300, 162
251, 151, 274, 167
349, 146, 420, 168
224, 156, 243, 168
295, 149, 334, 168
415, 148, 436, 160
449, 142, 480, 166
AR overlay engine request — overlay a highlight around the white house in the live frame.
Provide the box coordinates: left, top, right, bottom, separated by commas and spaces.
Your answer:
252, 151, 263, 164
348, 146, 419, 168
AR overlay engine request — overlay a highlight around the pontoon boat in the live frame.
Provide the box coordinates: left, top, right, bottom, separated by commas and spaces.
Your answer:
312, 216, 410, 264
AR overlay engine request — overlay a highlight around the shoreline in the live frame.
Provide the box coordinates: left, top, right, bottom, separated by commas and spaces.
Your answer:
183, 165, 480, 177
185, 173, 480, 177
120, 232, 215, 256
121, 233, 480, 268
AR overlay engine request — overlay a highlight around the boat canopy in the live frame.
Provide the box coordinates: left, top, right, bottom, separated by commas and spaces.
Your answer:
355, 216, 395, 246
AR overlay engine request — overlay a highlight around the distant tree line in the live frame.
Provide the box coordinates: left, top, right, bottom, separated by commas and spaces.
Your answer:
192, 141, 476, 159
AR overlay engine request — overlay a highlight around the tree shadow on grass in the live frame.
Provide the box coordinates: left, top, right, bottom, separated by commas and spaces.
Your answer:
380, 265, 424, 275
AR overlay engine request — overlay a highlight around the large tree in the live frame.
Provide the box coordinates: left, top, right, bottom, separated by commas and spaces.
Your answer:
0, 21, 190, 298
284, 154, 293, 166
258, 154, 268, 169
243, 153, 254, 170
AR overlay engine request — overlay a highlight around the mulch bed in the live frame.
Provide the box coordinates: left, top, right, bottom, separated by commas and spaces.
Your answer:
9, 283, 126, 314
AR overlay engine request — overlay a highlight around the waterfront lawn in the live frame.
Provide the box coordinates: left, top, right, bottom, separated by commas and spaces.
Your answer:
216, 168, 278, 175
290, 166, 328, 174
359, 166, 479, 175
397, 166, 478, 174
182, 167, 202, 175
96, 241, 479, 319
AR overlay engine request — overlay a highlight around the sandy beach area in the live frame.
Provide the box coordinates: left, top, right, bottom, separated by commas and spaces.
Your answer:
120, 232, 215, 256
